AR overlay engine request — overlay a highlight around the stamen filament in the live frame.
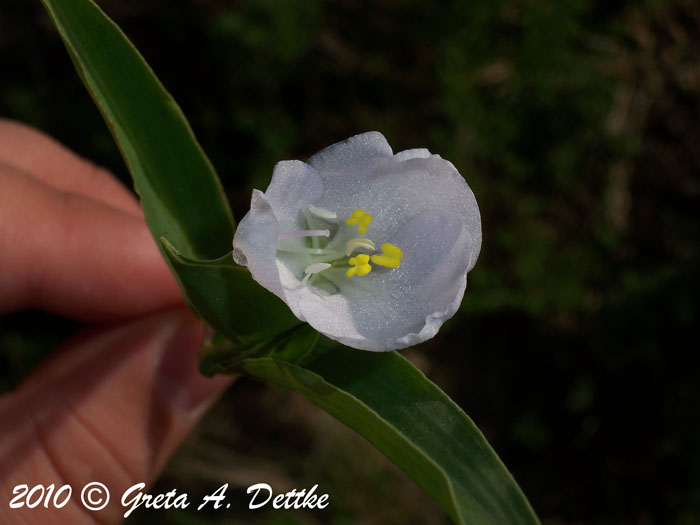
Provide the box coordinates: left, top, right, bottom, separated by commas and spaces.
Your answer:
302, 262, 332, 285
276, 246, 341, 256
303, 208, 320, 249
278, 229, 330, 241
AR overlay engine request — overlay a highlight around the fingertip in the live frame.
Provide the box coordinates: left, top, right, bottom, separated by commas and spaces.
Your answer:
0, 119, 142, 217
0, 167, 182, 320
34, 196, 184, 320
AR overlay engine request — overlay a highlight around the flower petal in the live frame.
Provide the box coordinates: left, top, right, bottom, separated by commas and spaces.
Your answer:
263, 160, 324, 232
307, 132, 393, 210
308, 131, 393, 174
313, 210, 474, 351
391, 148, 431, 162
282, 279, 366, 342
317, 154, 481, 272
232, 190, 284, 298
236, 208, 473, 351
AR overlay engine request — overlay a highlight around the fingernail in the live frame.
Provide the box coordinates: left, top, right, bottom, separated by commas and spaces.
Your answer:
156, 311, 230, 414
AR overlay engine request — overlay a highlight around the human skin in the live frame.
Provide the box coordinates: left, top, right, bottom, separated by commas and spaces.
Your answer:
0, 119, 232, 524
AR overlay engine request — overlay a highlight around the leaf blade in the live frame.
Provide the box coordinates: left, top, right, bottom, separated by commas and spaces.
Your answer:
160, 239, 300, 343
236, 345, 539, 524
40, 0, 234, 259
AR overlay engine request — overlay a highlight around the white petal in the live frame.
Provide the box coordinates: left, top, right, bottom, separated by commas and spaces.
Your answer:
345, 210, 473, 350
283, 283, 365, 342
232, 190, 284, 299
263, 160, 324, 232
308, 131, 393, 174
307, 132, 393, 212
282, 210, 473, 351
391, 148, 431, 162
316, 155, 481, 272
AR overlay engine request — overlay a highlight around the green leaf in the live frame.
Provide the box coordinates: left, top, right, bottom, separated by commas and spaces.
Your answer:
160, 238, 299, 343
198, 323, 319, 378
39, 0, 233, 260
39, 0, 289, 343
208, 340, 539, 524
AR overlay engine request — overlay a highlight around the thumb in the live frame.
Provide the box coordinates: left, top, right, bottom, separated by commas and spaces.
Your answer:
0, 309, 232, 524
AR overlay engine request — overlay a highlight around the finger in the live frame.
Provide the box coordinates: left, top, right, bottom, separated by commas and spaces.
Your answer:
0, 309, 232, 525
0, 119, 142, 217
0, 164, 180, 320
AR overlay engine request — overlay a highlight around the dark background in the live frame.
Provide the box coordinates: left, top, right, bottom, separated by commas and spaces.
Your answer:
1, 1, 699, 523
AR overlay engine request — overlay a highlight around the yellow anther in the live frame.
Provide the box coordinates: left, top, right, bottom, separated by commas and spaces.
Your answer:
371, 243, 403, 269
345, 208, 372, 235
346, 253, 372, 277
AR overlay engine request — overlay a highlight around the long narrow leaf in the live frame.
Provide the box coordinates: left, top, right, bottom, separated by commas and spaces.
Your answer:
40, 0, 234, 259
160, 237, 299, 343
201, 340, 539, 524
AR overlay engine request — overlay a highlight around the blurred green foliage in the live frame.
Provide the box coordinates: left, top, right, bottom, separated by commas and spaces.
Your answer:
1, 0, 699, 522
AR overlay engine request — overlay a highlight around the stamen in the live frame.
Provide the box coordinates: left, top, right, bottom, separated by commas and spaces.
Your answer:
278, 229, 330, 241
345, 209, 372, 235
345, 238, 376, 256
371, 243, 403, 269
276, 246, 338, 255
346, 254, 372, 277
302, 262, 332, 285
303, 208, 320, 249
307, 204, 337, 219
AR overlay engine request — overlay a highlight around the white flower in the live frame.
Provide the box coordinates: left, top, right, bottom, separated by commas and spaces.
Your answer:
232, 132, 481, 351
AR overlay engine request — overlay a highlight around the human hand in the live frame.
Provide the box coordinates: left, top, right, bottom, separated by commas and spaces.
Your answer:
0, 119, 231, 523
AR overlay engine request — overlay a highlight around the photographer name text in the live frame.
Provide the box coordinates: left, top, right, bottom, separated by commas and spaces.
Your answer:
9, 482, 328, 517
